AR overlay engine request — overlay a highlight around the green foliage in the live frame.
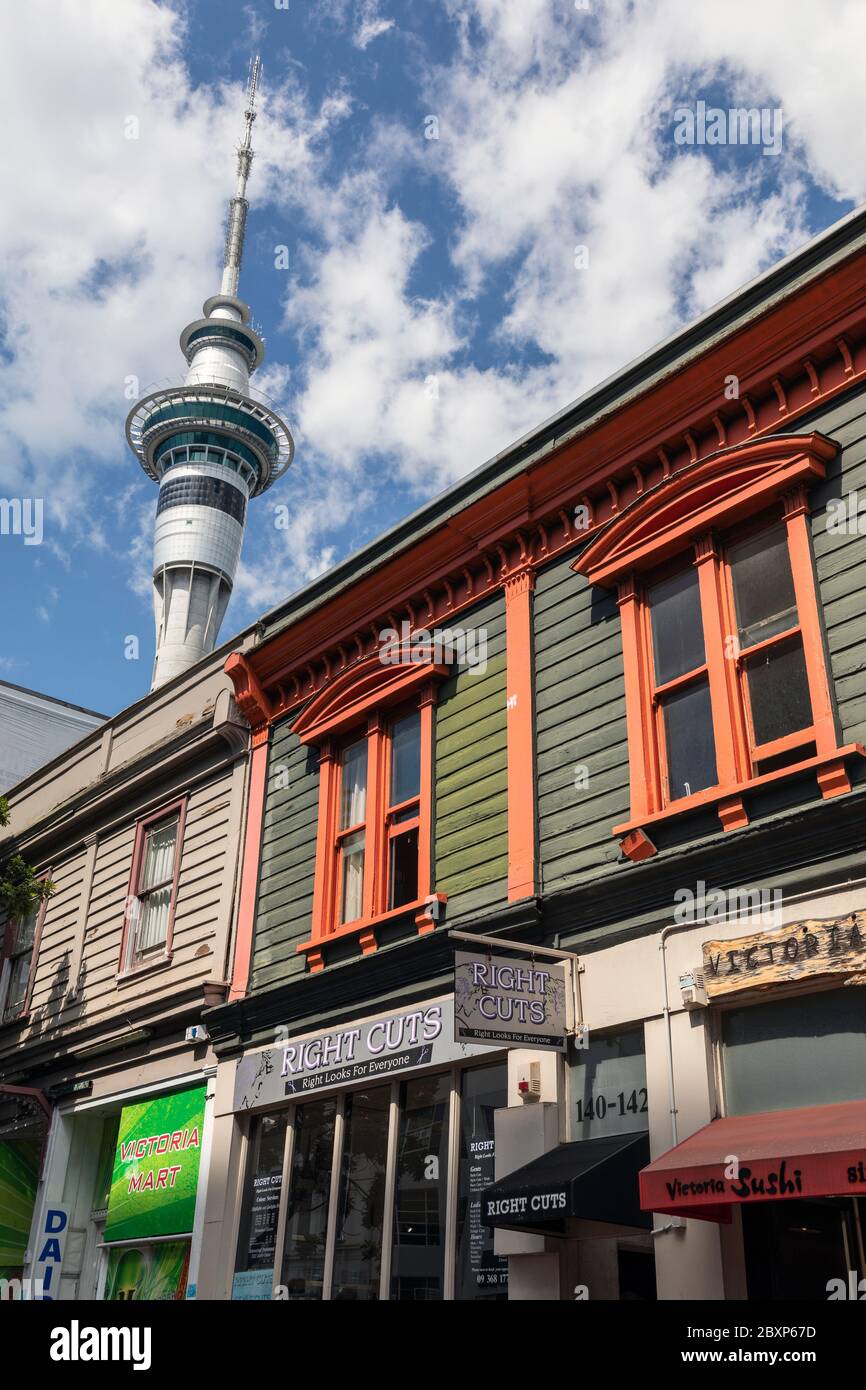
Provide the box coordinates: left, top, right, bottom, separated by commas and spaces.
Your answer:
0, 795, 55, 921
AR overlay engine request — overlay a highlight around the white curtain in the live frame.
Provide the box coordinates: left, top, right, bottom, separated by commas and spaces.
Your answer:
341, 831, 365, 924
340, 740, 367, 829
136, 819, 177, 954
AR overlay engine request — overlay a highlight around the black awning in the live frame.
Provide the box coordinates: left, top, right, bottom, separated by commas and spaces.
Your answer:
482, 1131, 651, 1232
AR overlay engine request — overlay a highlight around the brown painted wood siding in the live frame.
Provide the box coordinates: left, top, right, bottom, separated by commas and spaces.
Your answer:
0, 767, 240, 1061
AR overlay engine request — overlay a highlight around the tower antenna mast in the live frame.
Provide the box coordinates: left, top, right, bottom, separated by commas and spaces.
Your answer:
126, 54, 294, 691
221, 53, 262, 297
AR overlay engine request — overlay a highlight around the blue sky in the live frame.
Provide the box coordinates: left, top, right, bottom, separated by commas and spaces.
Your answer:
0, 0, 862, 715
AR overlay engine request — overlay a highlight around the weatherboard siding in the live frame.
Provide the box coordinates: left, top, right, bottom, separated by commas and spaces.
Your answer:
434, 593, 508, 919
250, 717, 318, 991
0, 765, 240, 1063
534, 548, 629, 896
804, 388, 866, 755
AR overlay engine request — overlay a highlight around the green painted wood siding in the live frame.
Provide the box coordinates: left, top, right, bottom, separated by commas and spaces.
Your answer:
534, 380, 866, 897
804, 389, 866, 754
250, 717, 319, 991
433, 593, 508, 919
534, 551, 629, 895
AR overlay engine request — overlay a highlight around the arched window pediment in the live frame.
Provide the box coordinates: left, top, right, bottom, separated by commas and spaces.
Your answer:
573, 433, 837, 586
292, 646, 449, 745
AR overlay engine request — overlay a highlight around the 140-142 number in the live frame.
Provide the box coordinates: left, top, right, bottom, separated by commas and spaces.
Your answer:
575, 1088, 648, 1122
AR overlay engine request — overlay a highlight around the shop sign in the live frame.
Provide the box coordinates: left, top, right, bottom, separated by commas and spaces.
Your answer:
702, 911, 866, 1000
32, 1205, 70, 1301
234, 997, 493, 1112
454, 951, 568, 1049
641, 1152, 866, 1214
231, 1269, 275, 1300
103, 1086, 207, 1243
484, 1189, 568, 1223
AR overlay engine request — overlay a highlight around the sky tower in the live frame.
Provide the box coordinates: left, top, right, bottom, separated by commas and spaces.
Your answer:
126, 57, 293, 690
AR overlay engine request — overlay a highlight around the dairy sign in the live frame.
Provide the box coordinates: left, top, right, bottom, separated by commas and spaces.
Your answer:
454, 951, 569, 1049
234, 997, 494, 1112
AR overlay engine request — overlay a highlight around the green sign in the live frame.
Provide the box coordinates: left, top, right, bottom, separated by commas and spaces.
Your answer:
104, 1087, 206, 1243
0, 1139, 40, 1272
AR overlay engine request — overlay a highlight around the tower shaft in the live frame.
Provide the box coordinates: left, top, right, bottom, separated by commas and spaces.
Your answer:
126, 57, 294, 691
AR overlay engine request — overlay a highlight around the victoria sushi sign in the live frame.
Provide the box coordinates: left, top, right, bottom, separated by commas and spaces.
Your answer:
454, 951, 568, 1049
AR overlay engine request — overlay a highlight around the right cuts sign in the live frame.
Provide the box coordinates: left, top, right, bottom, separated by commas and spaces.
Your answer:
454, 951, 568, 1049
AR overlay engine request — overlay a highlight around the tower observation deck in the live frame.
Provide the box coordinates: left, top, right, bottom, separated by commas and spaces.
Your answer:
126, 57, 294, 690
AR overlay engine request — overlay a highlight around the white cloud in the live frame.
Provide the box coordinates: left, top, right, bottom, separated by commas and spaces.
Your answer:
0, 0, 343, 558
4, 0, 866, 652
354, 1, 395, 50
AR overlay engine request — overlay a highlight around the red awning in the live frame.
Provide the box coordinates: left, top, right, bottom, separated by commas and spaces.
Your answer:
640, 1099, 866, 1223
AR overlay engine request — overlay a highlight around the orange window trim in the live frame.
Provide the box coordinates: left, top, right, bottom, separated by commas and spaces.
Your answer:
294, 650, 447, 968
573, 434, 863, 856
504, 568, 537, 900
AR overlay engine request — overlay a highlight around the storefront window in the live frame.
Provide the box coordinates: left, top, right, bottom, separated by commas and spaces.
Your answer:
570, 1027, 648, 1140
722, 985, 866, 1116
0, 1115, 42, 1284
390, 1073, 450, 1301
233, 1111, 289, 1299
281, 1097, 337, 1300
455, 1063, 508, 1301
331, 1086, 390, 1300
105, 1240, 190, 1301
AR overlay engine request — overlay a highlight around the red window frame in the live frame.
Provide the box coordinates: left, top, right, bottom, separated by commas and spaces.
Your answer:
572, 434, 863, 857
293, 650, 447, 969
0, 883, 49, 1024
118, 797, 188, 976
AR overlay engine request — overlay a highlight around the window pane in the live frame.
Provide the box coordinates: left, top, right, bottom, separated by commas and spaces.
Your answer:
744, 637, 812, 747
389, 828, 418, 910
722, 987, 866, 1116
390, 710, 421, 806
729, 524, 798, 649
455, 1064, 509, 1301
136, 884, 171, 955
570, 1028, 648, 1141
661, 677, 717, 800
390, 1074, 451, 1301
140, 818, 177, 891
340, 830, 365, 924
14, 902, 39, 952
281, 1098, 337, 1300
233, 1112, 288, 1297
340, 740, 367, 829
331, 1086, 391, 1301
4, 951, 32, 1020
648, 566, 705, 685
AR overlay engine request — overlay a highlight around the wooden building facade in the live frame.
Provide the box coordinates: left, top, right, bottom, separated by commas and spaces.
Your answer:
204, 209, 866, 1302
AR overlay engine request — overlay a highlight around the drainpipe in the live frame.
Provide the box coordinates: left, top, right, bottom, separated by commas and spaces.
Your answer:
657, 923, 695, 1149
